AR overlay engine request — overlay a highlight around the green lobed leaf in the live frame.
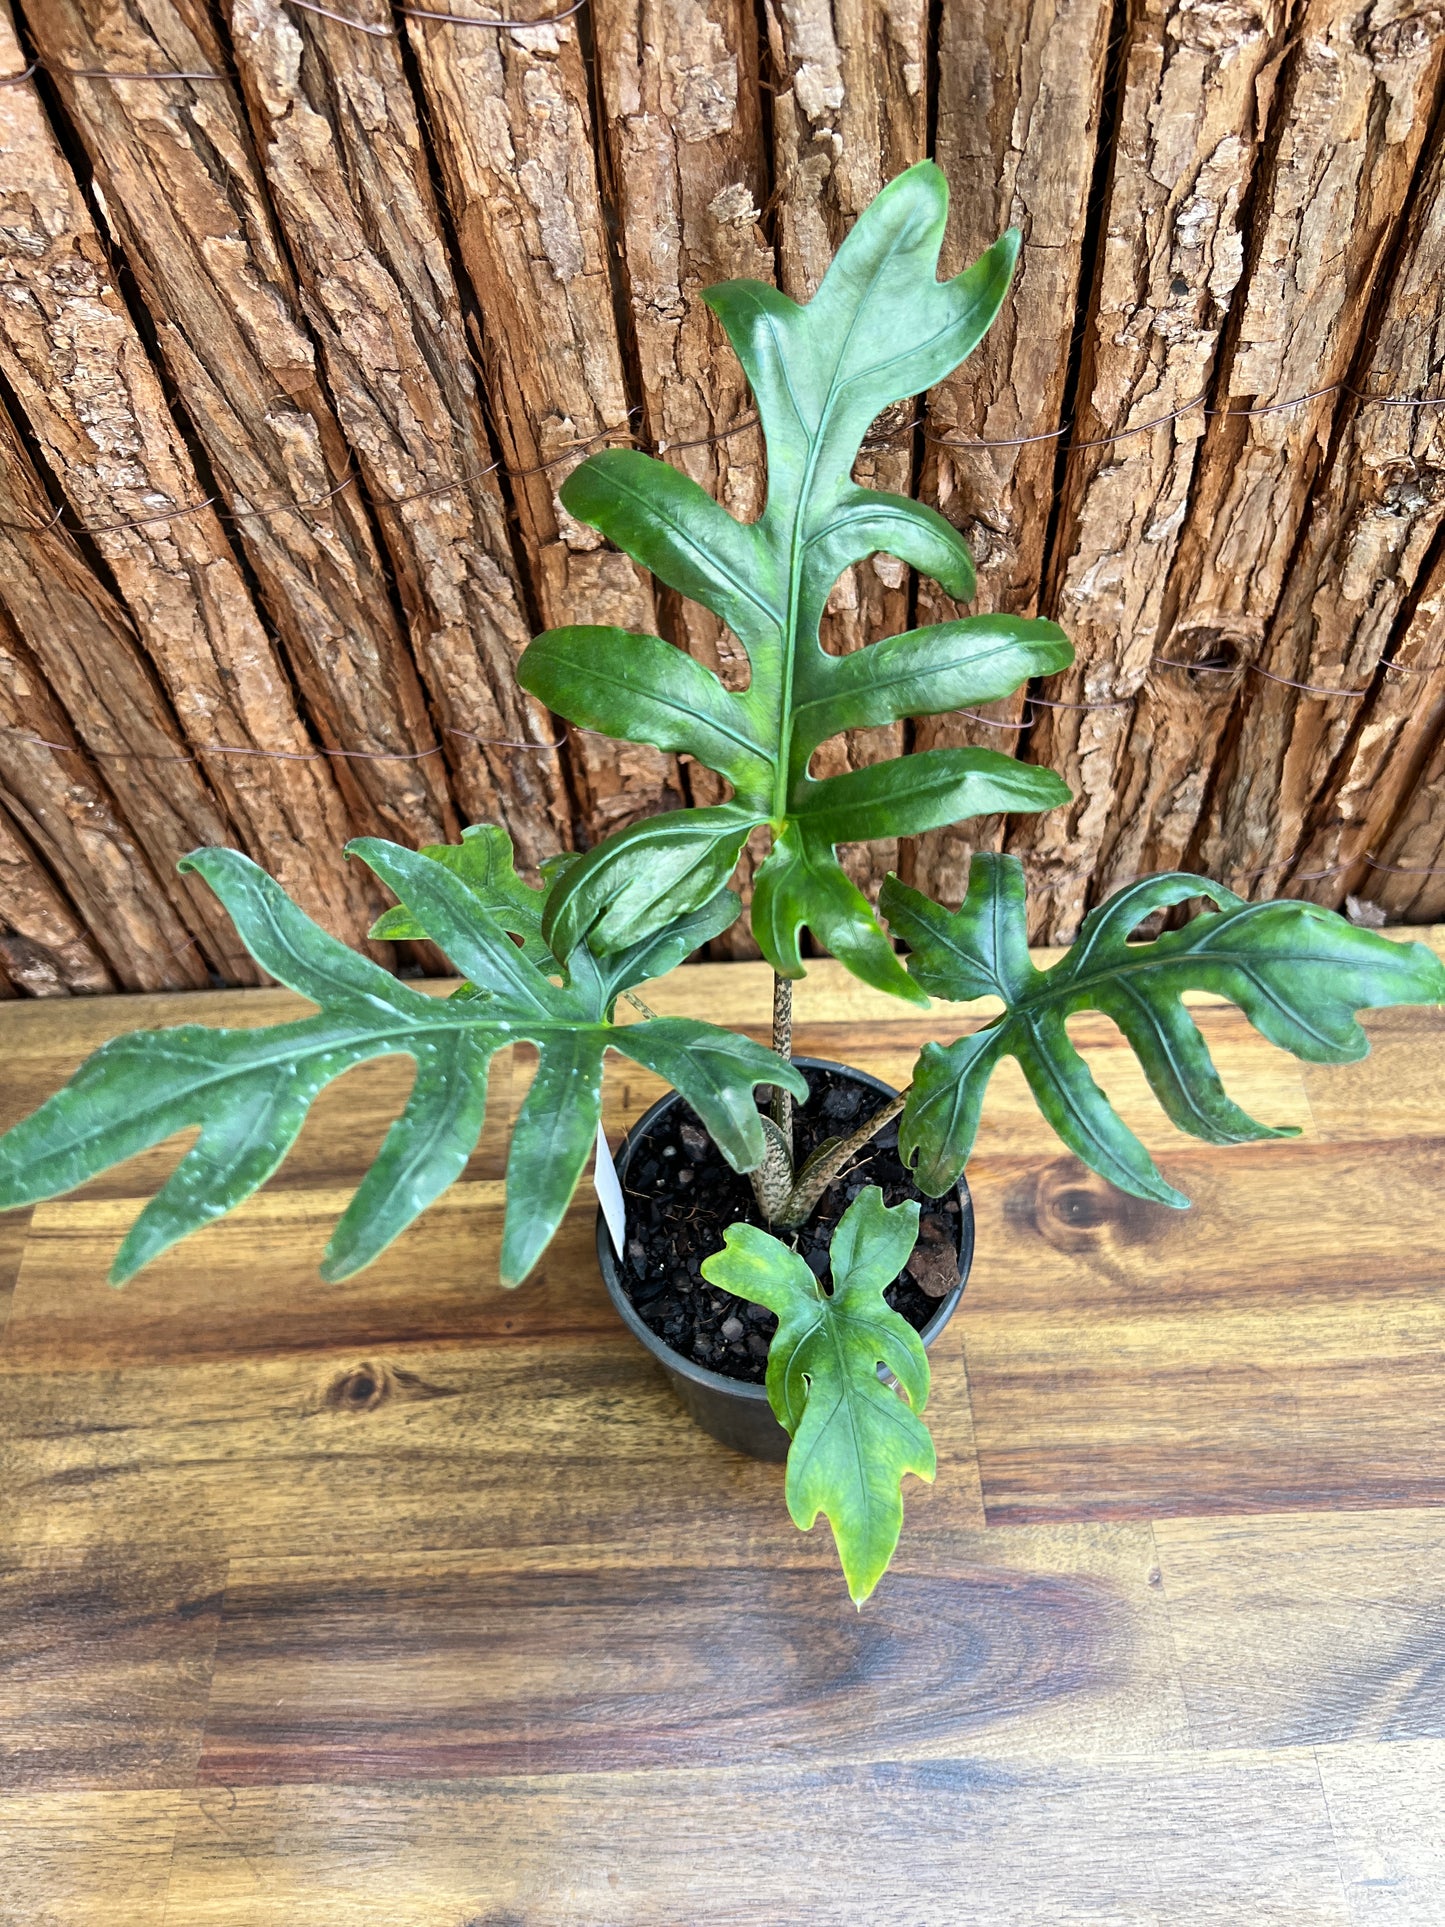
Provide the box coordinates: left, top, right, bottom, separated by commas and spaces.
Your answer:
0, 839, 797, 1288
368, 824, 554, 966
518, 163, 1073, 998
701, 1187, 934, 1605
882, 856, 1445, 1206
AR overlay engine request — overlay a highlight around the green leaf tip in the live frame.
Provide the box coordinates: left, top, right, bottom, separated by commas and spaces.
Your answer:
0, 833, 797, 1291
701, 1187, 935, 1604
519, 162, 1063, 1003
884, 855, 1445, 1208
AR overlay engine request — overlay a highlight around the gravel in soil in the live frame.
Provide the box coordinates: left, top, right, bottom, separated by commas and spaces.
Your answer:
618, 1064, 962, 1385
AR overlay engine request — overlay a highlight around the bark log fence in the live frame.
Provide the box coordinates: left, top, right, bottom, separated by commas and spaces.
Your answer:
1, 0, 1443, 994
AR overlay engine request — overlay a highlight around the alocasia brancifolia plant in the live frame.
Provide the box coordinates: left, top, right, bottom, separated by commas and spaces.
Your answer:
0, 164, 1440, 1603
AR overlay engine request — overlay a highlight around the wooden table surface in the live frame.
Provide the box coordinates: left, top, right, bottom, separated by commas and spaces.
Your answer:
2, 948, 1444, 1926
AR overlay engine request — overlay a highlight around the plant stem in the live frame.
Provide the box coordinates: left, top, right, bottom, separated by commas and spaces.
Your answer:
772, 1083, 912, 1229
621, 989, 657, 1020
770, 971, 793, 1153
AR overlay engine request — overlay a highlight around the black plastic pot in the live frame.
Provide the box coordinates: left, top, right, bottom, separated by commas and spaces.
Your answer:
596, 1055, 975, 1462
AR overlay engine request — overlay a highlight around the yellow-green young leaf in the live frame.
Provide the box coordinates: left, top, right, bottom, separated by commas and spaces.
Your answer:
881, 855, 1445, 1205
0, 839, 804, 1288
700, 1188, 934, 1605
518, 162, 1073, 1001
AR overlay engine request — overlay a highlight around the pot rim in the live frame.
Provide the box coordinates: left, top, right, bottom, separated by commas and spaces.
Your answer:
595, 1053, 975, 1406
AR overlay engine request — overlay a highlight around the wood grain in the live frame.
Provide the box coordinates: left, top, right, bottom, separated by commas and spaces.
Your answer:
0, 1788, 180, 1927
963, 1130, 1445, 1523
1316, 1737, 1445, 1926
157, 1752, 1352, 1926
0, 956, 1442, 1918
0, 1550, 222, 1788
1155, 1507, 1445, 1750
197, 1522, 1183, 1783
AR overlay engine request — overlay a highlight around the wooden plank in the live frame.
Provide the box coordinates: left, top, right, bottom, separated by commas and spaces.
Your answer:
0, 402, 258, 983
910, 0, 1112, 908
762, 0, 929, 908
1316, 1737, 1445, 1927
1299, 1006, 1445, 1142
0, 1317, 979, 1558
0, 10, 380, 950
401, 4, 680, 841
0, 606, 208, 991
1115, 4, 1445, 904
0, 1549, 222, 1787
1010, 0, 1294, 941
159, 1752, 1350, 1925
2, 1175, 634, 1371
961, 1133, 1445, 1524
29, 0, 460, 858
0, 1789, 179, 1927
197, 1522, 1184, 1785
1155, 1508, 1445, 1751
0, 1207, 29, 1342
0, 796, 114, 997
227, 0, 570, 869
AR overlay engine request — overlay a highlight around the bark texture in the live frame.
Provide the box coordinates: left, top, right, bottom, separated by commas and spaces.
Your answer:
0, 402, 261, 980
909, 0, 1113, 907
0, 0, 382, 950
401, 5, 680, 839
1157, 0, 1445, 897
0, 793, 115, 994
27, 0, 457, 853
226, 0, 570, 868
0, 603, 208, 988
763, 0, 930, 903
1009, 0, 1296, 939
2, 1, 1443, 990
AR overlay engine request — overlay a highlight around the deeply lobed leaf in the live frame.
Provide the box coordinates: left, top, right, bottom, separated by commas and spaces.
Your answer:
701, 1187, 935, 1604
882, 856, 1445, 1206
518, 163, 1074, 1000
0, 840, 803, 1287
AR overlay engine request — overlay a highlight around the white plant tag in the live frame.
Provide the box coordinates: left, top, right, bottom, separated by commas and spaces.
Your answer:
593, 1120, 627, 1258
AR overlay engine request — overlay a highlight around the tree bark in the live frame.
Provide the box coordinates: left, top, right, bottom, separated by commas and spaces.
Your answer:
225, 0, 571, 870
908, 0, 1112, 908
0, 402, 261, 981
1291, 551, 1445, 912
400, 6, 681, 841
1369, 701, 1445, 921
26, 0, 459, 855
590, 0, 773, 955
0, 794, 116, 995
0, 604, 210, 989
1192, 99, 1445, 898
0, 7, 383, 949
1007, 0, 1296, 939
762, 0, 929, 907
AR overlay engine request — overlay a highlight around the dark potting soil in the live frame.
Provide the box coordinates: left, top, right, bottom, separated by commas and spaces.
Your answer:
618, 1063, 962, 1385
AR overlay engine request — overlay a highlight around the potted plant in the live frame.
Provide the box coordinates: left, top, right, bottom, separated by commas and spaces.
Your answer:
0, 165, 1439, 1604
